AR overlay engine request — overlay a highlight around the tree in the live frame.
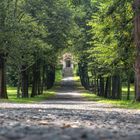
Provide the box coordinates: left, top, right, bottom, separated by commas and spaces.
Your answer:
0, 0, 18, 99
134, 0, 140, 101
70, 0, 134, 100
3, 0, 75, 98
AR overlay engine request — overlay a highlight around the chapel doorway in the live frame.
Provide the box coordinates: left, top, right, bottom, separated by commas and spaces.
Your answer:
66, 60, 71, 68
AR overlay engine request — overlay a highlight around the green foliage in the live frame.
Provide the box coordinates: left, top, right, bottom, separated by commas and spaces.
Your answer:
87, 0, 134, 77
69, 0, 135, 101
0, 0, 76, 99
0, 0, 136, 102
55, 69, 62, 83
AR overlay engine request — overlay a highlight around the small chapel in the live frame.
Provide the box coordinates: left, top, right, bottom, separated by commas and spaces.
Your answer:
62, 53, 74, 77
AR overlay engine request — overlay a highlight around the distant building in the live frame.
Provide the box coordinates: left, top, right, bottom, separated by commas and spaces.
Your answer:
62, 53, 73, 77
62, 53, 73, 69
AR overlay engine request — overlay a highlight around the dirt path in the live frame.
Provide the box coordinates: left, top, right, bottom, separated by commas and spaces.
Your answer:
42, 77, 85, 101
0, 77, 140, 140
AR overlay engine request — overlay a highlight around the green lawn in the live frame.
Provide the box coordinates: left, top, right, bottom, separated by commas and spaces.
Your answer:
1, 87, 56, 103
83, 86, 140, 109
83, 92, 140, 109
0, 69, 63, 103
55, 69, 62, 83
73, 76, 140, 109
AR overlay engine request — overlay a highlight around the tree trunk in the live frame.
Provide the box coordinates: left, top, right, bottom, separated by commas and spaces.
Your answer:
112, 75, 117, 99
117, 75, 122, 99
17, 72, 21, 98
134, 0, 140, 101
21, 66, 29, 98
135, 59, 140, 101
0, 54, 8, 99
99, 76, 104, 97
41, 65, 45, 94
78, 62, 89, 90
105, 77, 111, 98
94, 77, 97, 94
127, 75, 131, 100
31, 64, 38, 97
37, 70, 41, 95
45, 64, 56, 89
97, 78, 100, 96
112, 74, 121, 99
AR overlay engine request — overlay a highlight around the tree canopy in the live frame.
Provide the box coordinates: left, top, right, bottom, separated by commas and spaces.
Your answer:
0, 0, 140, 102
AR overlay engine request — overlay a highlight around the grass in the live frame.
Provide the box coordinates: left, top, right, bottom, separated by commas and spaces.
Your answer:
73, 76, 140, 109
0, 87, 56, 103
0, 70, 63, 103
83, 93, 140, 109
55, 69, 62, 83
73, 76, 80, 81
121, 85, 135, 100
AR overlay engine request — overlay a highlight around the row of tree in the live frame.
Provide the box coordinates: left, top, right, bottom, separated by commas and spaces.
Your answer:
1, 0, 140, 102
71, 0, 140, 101
0, 0, 74, 99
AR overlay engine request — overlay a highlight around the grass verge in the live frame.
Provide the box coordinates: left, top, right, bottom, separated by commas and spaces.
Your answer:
74, 76, 140, 109
0, 69, 63, 103
83, 93, 140, 109
55, 69, 62, 83
0, 88, 56, 103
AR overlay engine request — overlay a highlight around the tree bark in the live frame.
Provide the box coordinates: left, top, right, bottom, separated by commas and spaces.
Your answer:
21, 66, 29, 98
0, 54, 8, 99
134, 0, 140, 101
99, 76, 104, 97
45, 64, 56, 89
97, 78, 100, 96
78, 62, 89, 90
105, 77, 111, 98
112, 74, 121, 99
40, 65, 45, 94
31, 64, 38, 97
17, 72, 21, 98
127, 75, 131, 100
37, 70, 41, 95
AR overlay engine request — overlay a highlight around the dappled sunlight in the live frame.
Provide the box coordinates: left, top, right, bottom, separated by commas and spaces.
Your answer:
62, 77, 74, 81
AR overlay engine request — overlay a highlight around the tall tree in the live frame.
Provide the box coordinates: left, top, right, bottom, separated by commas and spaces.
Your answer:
134, 0, 140, 101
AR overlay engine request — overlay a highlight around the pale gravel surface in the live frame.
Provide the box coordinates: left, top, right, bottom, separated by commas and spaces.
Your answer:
0, 77, 140, 140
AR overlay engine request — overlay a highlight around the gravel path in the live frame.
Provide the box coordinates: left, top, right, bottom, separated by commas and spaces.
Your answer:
0, 77, 140, 140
